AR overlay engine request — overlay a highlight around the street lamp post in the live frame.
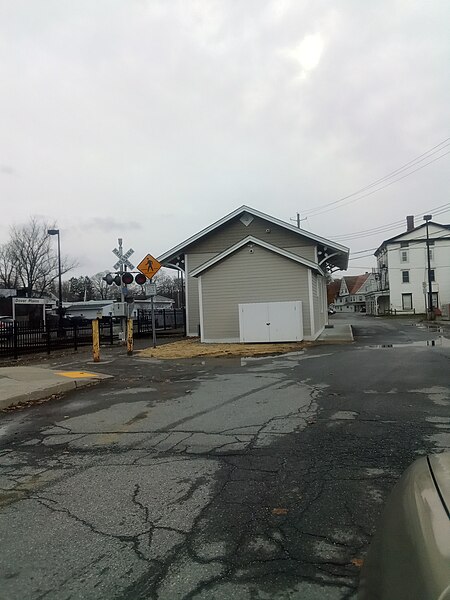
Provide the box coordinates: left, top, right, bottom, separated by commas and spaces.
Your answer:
423, 215, 434, 320
47, 229, 63, 326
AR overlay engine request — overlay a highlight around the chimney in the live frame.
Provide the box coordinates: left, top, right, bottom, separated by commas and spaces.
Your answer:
406, 215, 414, 231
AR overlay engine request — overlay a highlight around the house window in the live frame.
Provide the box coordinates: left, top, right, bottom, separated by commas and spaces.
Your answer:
401, 270, 410, 283
400, 250, 409, 262
402, 294, 413, 310
429, 269, 435, 282
400, 242, 409, 248
428, 247, 434, 261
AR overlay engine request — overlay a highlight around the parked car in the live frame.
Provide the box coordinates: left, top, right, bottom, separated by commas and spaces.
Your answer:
328, 305, 336, 315
0, 316, 14, 339
358, 452, 450, 600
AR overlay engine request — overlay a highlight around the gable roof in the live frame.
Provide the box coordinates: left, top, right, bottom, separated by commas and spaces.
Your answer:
339, 278, 349, 294
327, 279, 341, 304
158, 205, 349, 270
375, 221, 450, 255
189, 236, 325, 277
344, 274, 370, 294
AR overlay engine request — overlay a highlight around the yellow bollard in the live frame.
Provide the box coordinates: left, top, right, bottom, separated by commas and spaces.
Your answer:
92, 319, 100, 362
127, 317, 133, 356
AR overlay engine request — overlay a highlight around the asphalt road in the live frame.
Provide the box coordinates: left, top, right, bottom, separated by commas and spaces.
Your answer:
1, 315, 449, 600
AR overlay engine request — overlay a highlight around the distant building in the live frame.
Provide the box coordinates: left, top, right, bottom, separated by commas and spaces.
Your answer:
0, 289, 56, 323
64, 296, 175, 320
327, 279, 341, 307
334, 273, 377, 313
366, 216, 450, 315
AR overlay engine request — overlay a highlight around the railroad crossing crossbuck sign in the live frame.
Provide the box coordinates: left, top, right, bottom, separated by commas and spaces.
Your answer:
113, 245, 134, 271
137, 253, 161, 280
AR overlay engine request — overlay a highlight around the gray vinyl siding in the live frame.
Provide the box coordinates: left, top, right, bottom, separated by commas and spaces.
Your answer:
187, 216, 316, 262
186, 252, 216, 335
186, 215, 318, 336
316, 275, 327, 331
321, 276, 327, 329
312, 273, 321, 334
200, 245, 312, 341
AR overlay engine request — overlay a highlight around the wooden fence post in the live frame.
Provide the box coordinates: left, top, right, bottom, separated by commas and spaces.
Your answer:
92, 319, 100, 362
127, 318, 133, 356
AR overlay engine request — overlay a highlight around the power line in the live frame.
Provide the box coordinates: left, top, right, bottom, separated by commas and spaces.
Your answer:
335, 211, 450, 243
331, 203, 450, 242
333, 218, 408, 239
348, 254, 377, 261
348, 232, 450, 261
351, 248, 378, 254
303, 138, 450, 217
305, 150, 450, 219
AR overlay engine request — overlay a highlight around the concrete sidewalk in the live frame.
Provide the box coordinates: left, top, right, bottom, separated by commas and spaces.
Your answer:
0, 367, 111, 411
315, 323, 354, 343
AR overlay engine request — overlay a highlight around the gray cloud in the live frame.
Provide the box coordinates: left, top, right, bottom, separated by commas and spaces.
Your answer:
0, 165, 15, 175
80, 217, 143, 233
0, 0, 449, 276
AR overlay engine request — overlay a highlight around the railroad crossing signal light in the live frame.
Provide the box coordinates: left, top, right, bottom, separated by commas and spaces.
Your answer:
103, 272, 148, 286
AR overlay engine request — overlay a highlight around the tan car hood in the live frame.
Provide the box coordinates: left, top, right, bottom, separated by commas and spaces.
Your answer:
429, 453, 450, 517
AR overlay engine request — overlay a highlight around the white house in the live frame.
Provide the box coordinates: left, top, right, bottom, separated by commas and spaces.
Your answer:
366, 216, 450, 315
334, 273, 377, 313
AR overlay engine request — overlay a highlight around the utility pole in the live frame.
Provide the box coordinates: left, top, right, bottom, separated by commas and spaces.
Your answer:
47, 229, 63, 330
118, 238, 125, 304
424, 215, 434, 320
118, 238, 125, 341
290, 212, 307, 229
112, 238, 135, 343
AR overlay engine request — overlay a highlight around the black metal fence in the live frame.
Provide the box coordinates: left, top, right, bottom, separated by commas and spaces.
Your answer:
135, 309, 184, 336
0, 309, 185, 360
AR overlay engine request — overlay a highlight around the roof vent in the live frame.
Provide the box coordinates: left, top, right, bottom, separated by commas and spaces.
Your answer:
406, 215, 414, 231
240, 213, 254, 227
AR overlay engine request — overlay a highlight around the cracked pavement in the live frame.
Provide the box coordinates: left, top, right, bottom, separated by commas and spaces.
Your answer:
1, 315, 450, 599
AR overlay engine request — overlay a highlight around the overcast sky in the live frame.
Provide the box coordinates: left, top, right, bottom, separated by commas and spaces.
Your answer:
1, 0, 449, 278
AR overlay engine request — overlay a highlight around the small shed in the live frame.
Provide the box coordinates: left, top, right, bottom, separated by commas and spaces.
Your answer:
158, 206, 349, 343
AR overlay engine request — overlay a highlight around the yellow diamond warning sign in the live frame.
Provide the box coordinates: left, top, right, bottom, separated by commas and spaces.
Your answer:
137, 254, 161, 280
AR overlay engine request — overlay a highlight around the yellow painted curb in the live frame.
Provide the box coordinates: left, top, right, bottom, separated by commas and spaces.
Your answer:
55, 371, 102, 379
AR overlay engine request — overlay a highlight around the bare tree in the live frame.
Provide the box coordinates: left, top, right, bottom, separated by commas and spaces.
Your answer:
0, 243, 19, 289
153, 271, 183, 305
8, 217, 77, 297
90, 271, 118, 300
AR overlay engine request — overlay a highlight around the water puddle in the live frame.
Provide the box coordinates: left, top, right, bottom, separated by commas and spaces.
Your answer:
329, 411, 358, 420
241, 352, 333, 367
415, 323, 444, 333
368, 336, 450, 349
101, 387, 157, 396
